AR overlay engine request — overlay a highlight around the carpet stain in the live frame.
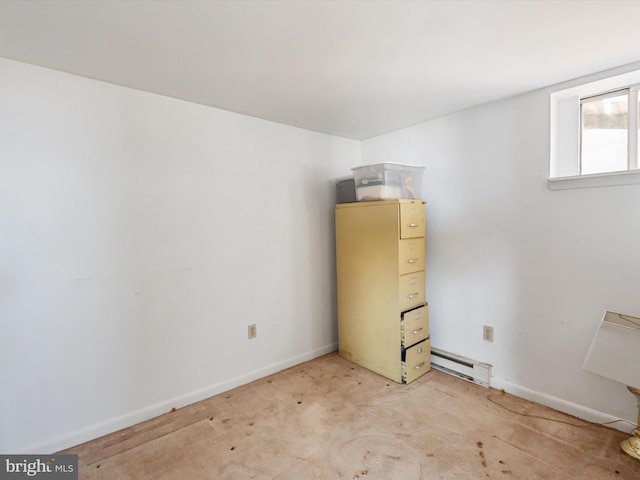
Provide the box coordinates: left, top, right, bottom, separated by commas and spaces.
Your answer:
478, 441, 487, 468
334, 435, 421, 479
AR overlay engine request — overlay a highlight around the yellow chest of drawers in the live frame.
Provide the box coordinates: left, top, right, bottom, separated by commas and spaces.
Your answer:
335, 199, 430, 383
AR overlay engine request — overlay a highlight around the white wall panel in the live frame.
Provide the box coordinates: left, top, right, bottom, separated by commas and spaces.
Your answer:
0, 58, 359, 453
363, 82, 640, 428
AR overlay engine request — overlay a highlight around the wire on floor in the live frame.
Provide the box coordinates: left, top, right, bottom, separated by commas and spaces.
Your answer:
487, 392, 637, 434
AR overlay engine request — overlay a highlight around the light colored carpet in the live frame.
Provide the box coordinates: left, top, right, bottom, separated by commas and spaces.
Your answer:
60, 352, 640, 479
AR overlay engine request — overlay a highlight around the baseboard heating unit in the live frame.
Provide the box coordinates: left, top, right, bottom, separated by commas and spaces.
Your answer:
430, 347, 492, 387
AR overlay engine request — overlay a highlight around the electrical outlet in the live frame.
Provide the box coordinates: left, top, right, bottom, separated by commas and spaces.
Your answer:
248, 324, 257, 339
483, 325, 494, 342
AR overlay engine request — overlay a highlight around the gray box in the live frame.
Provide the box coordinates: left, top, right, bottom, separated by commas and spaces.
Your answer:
336, 177, 356, 204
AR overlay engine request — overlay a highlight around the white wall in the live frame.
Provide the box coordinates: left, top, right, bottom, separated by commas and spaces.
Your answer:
362, 74, 640, 429
0, 58, 360, 453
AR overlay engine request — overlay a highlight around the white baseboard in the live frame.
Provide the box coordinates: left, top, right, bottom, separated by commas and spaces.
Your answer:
490, 377, 636, 434
25, 343, 338, 454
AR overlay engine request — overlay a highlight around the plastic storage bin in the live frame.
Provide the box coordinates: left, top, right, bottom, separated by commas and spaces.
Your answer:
352, 163, 424, 201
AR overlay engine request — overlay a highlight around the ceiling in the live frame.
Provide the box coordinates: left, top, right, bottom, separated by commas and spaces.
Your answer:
2, 0, 640, 140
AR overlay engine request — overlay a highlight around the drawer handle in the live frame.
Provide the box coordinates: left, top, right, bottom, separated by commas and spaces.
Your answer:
414, 362, 426, 370
407, 223, 419, 228
408, 293, 420, 298
412, 328, 423, 334
407, 258, 419, 263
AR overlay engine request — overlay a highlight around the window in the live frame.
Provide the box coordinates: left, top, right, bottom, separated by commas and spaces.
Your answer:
581, 89, 630, 174
549, 67, 640, 190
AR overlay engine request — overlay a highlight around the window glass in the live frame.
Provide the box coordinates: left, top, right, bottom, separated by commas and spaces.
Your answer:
637, 93, 640, 167
581, 91, 628, 174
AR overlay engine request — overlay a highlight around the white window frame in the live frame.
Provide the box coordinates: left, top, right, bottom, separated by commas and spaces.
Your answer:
549, 69, 640, 190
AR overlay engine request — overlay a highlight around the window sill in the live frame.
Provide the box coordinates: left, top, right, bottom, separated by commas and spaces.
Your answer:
548, 170, 640, 190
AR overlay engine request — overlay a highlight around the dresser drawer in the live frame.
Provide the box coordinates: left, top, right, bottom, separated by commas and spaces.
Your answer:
399, 237, 425, 275
402, 338, 431, 383
401, 305, 429, 347
400, 202, 425, 239
399, 272, 425, 311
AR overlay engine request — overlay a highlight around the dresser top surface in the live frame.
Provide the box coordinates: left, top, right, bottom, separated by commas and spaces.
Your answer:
336, 199, 425, 209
